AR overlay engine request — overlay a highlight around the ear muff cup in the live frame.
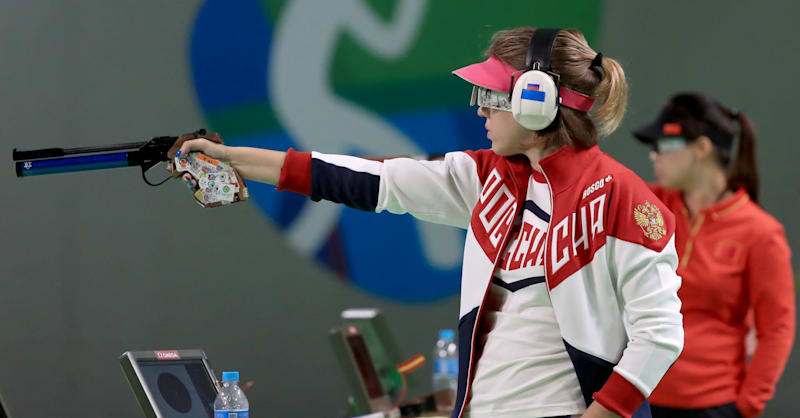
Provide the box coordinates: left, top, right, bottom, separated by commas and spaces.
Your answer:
511, 69, 559, 131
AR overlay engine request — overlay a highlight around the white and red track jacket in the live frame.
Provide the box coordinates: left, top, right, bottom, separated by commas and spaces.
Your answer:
277, 144, 684, 418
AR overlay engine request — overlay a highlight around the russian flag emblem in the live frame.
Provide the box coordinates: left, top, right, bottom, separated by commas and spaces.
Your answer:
521, 83, 545, 102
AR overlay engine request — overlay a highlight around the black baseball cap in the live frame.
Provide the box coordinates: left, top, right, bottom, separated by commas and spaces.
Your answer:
633, 92, 735, 150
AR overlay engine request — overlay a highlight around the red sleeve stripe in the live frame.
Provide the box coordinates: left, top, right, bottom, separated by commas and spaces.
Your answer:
593, 371, 646, 418
276, 148, 312, 195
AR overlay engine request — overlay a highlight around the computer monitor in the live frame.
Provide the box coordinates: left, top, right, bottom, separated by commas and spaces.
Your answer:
340, 308, 418, 396
329, 325, 393, 415
120, 349, 219, 418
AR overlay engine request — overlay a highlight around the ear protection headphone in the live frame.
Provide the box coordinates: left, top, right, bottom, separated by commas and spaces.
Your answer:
509, 29, 596, 131
510, 29, 562, 130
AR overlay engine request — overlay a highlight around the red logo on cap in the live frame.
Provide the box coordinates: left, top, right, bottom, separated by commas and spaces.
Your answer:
155, 350, 181, 360
662, 123, 682, 136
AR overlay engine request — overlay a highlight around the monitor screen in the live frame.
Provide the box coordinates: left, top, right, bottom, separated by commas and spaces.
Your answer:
346, 328, 386, 399
341, 309, 411, 394
136, 359, 217, 418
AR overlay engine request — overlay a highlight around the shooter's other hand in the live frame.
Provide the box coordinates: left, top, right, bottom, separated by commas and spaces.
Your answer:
581, 401, 621, 418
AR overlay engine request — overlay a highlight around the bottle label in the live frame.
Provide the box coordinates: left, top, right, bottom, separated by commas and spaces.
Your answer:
214, 410, 249, 418
435, 358, 458, 377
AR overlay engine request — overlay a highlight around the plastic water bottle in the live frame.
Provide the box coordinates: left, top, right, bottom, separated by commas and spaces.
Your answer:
432, 329, 458, 393
214, 371, 249, 418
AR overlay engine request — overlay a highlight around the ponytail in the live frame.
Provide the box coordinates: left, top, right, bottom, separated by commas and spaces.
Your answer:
592, 56, 628, 137
727, 112, 759, 203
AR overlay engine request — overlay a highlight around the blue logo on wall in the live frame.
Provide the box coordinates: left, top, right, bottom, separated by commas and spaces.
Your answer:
189, 0, 491, 302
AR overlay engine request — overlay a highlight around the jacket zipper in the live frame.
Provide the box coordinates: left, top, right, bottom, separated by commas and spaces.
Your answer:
679, 212, 705, 269
539, 168, 555, 294
456, 166, 525, 418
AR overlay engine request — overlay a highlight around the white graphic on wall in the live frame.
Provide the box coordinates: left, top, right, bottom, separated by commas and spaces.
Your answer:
269, 0, 462, 269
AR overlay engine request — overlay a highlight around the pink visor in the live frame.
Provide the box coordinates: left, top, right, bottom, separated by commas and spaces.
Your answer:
451, 56, 595, 112
452, 56, 517, 93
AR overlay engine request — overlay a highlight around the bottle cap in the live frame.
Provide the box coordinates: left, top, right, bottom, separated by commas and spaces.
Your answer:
439, 329, 455, 340
222, 371, 239, 382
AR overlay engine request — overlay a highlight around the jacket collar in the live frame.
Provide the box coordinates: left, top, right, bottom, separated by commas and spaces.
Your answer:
502, 153, 533, 192
539, 145, 603, 194
674, 188, 749, 221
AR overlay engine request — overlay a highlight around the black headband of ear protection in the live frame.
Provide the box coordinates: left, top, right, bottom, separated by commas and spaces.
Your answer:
508, 28, 562, 100
525, 28, 560, 71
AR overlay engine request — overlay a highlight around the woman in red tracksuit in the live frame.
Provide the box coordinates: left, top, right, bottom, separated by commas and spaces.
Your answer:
633, 92, 795, 418
168, 28, 685, 418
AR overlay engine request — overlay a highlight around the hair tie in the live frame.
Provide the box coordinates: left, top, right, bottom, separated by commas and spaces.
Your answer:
590, 52, 605, 79
730, 107, 741, 120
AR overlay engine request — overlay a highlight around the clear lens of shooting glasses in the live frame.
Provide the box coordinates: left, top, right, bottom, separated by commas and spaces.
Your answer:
654, 137, 688, 153
472, 86, 512, 112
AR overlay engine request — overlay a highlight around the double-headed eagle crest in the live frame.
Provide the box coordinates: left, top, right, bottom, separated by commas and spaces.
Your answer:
634, 201, 666, 240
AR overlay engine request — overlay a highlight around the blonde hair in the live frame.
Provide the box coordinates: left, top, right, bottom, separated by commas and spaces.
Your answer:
486, 28, 628, 148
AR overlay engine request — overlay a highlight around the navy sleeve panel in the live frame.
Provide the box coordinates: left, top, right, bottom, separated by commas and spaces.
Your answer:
310, 158, 380, 212
564, 339, 615, 407
563, 340, 652, 418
